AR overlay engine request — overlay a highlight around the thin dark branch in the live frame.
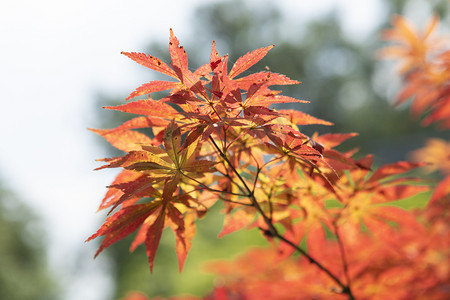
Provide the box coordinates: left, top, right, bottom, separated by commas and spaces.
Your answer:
267, 185, 274, 220
209, 138, 247, 195
334, 223, 354, 299
261, 155, 284, 169
223, 126, 227, 153
251, 167, 261, 195
209, 135, 355, 299
215, 166, 247, 195
181, 172, 247, 197
209, 137, 252, 196
219, 197, 254, 207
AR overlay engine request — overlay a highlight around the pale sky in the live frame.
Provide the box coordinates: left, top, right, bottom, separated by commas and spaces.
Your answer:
0, 0, 388, 299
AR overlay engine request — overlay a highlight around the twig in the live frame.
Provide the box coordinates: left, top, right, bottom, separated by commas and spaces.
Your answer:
209, 136, 355, 299
334, 223, 354, 299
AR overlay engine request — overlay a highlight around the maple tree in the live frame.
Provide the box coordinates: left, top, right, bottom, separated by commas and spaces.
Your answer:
88, 17, 449, 300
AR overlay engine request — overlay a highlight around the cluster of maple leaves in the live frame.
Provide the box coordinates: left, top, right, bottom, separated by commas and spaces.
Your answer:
381, 14, 450, 207
88, 14, 449, 300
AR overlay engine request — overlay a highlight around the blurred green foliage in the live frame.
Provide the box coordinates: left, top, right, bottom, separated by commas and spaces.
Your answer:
0, 181, 58, 300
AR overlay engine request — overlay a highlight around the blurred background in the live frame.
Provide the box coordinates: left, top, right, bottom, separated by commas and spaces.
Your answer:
1, 0, 449, 299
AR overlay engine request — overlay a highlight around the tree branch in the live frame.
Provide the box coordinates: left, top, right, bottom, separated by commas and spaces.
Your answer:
209, 135, 355, 299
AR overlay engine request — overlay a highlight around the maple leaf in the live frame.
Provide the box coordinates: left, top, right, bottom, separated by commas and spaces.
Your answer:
97, 122, 216, 183
235, 71, 300, 90
313, 133, 358, 149
331, 160, 429, 250
237, 77, 307, 117
203, 45, 307, 119
395, 56, 450, 128
104, 99, 178, 117
168, 29, 209, 100
121, 52, 178, 78
162, 121, 217, 175
89, 173, 196, 272
429, 174, 450, 206
409, 138, 450, 175
86, 201, 161, 259
106, 175, 161, 212
299, 132, 363, 176
90, 128, 155, 152
126, 81, 181, 101
97, 169, 142, 211
90, 99, 180, 151
380, 15, 441, 74
381, 16, 450, 129
279, 109, 334, 126
366, 161, 423, 185
340, 192, 422, 240
179, 112, 250, 150
167, 208, 196, 271
228, 45, 275, 79
99, 170, 163, 213
263, 130, 323, 169
218, 207, 257, 238
276, 194, 331, 261
122, 29, 209, 102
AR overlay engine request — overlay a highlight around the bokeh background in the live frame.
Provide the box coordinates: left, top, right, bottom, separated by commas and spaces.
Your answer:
1, 0, 449, 299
